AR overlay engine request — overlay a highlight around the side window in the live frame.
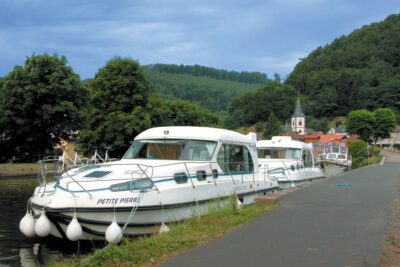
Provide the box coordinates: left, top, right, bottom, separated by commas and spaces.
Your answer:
217, 144, 254, 173
242, 146, 254, 172
217, 144, 227, 172
303, 150, 313, 167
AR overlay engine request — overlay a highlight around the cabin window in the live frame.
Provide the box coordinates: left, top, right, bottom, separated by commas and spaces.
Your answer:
217, 144, 254, 173
212, 169, 219, 179
174, 172, 188, 184
302, 150, 313, 167
257, 148, 301, 160
122, 139, 217, 161
84, 171, 112, 178
196, 170, 207, 181
110, 178, 153, 192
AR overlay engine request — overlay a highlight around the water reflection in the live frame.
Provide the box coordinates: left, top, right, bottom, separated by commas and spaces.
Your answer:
0, 176, 102, 266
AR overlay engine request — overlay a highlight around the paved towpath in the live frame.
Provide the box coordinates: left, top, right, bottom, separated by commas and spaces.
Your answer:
163, 160, 400, 266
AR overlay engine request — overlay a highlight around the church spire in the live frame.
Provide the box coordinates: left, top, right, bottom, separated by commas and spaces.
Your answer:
291, 97, 306, 135
292, 98, 304, 117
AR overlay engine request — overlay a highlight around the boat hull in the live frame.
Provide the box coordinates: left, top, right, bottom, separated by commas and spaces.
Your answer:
29, 180, 278, 240
260, 164, 324, 189
318, 160, 349, 177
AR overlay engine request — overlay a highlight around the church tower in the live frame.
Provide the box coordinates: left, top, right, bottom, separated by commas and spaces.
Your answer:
291, 98, 305, 134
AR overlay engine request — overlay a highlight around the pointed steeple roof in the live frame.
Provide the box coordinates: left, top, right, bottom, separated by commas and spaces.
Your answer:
292, 98, 305, 117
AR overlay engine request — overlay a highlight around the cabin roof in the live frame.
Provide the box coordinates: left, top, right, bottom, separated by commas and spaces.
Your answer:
318, 134, 346, 143
257, 136, 312, 150
135, 126, 256, 144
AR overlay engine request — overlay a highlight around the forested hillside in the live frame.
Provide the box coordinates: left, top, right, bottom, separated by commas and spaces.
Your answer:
144, 64, 268, 84
225, 82, 297, 128
143, 64, 267, 115
286, 14, 400, 118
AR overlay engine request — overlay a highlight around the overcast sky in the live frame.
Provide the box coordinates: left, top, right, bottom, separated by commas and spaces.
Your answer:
0, 0, 399, 79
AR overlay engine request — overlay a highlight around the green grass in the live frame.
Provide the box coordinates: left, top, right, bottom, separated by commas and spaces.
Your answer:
352, 155, 382, 169
53, 197, 276, 267
0, 163, 37, 176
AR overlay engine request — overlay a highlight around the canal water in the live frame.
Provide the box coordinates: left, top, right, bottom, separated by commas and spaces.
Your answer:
0, 176, 101, 267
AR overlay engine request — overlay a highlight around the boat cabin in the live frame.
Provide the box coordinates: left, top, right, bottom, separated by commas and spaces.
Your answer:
122, 126, 258, 173
256, 136, 314, 166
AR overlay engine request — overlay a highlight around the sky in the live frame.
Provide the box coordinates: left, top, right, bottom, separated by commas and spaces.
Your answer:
0, 0, 399, 80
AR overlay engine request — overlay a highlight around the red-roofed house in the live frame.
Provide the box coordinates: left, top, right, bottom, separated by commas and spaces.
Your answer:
318, 134, 347, 143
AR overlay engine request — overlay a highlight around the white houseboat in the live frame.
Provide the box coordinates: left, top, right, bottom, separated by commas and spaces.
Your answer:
20, 127, 279, 242
316, 142, 352, 177
257, 136, 324, 188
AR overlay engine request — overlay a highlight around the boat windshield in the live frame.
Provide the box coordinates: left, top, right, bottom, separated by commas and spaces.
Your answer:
257, 148, 301, 160
122, 139, 217, 161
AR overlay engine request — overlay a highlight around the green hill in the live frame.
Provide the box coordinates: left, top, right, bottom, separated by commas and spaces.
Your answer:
286, 14, 400, 118
143, 64, 268, 115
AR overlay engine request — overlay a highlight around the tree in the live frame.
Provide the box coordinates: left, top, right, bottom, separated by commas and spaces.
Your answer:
263, 111, 283, 139
306, 115, 328, 133
345, 110, 375, 142
273, 73, 281, 83
0, 54, 87, 162
78, 58, 220, 158
146, 94, 219, 127
226, 82, 296, 128
90, 57, 152, 114
348, 139, 368, 168
372, 108, 396, 142
348, 140, 368, 158
78, 57, 153, 157
255, 122, 264, 133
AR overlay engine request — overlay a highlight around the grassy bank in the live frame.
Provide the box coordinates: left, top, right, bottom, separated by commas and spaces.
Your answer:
53, 198, 276, 267
352, 155, 382, 169
0, 163, 37, 176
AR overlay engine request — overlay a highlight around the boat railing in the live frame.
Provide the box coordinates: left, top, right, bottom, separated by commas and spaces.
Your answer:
38, 160, 261, 197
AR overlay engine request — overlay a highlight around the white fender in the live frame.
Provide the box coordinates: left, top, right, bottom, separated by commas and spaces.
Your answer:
236, 198, 243, 210
66, 215, 83, 241
19, 211, 36, 237
105, 219, 122, 244
35, 211, 52, 237
159, 222, 170, 234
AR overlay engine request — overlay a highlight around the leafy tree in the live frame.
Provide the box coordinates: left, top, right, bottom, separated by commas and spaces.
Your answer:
348, 139, 368, 169
90, 57, 151, 114
0, 54, 87, 162
263, 111, 284, 139
304, 87, 338, 117
348, 140, 368, 158
273, 73, 281, 83
372, 108, 396, 142
226, 82, 296, 128
79, 58, 220, 158
78, 57, 153, 157
345, 110, 375, 142
306, 115, 328, 133
255, 122, 264, 133
147, 94, 219, 127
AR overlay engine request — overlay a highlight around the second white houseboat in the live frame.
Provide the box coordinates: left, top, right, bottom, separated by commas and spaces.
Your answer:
257, 136, 324, 188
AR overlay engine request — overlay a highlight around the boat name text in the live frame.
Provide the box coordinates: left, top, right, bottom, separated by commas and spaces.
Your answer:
97, 197, 139, 205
